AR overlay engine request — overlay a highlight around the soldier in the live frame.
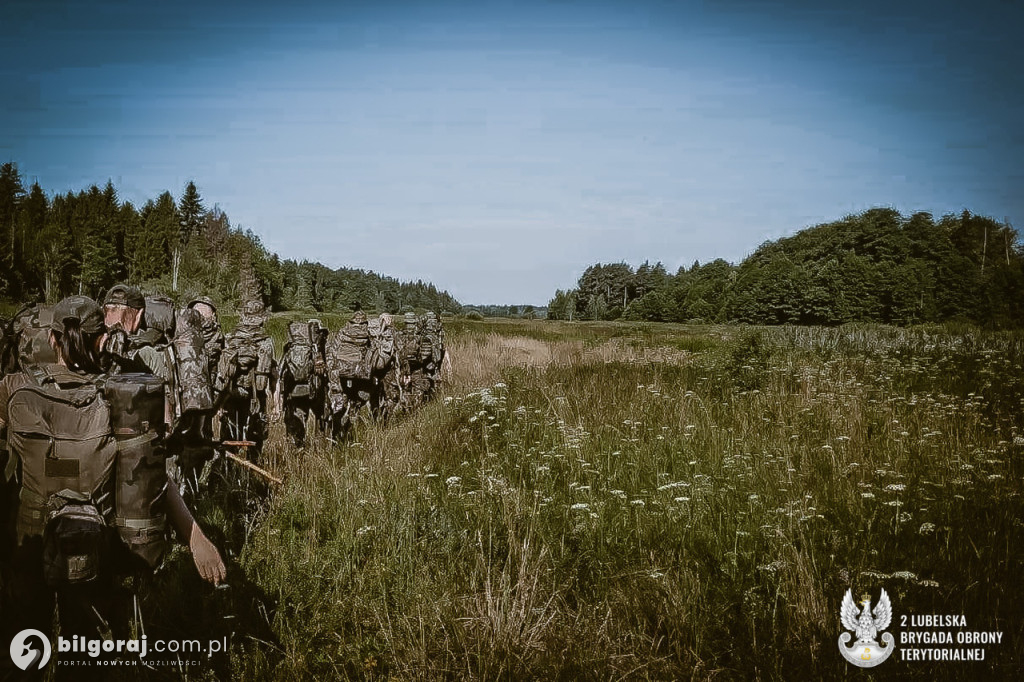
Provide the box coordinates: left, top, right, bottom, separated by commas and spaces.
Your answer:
367, 313, 399, 422
174, 297, 224, 492
308, 318, 330, 433
166, 307, 217, 494
279, 319, 325, 447
0, 296, 225, 678
398, 312, 434, 411
422, 310, 446, 389
101, 284, 170, 379
325, 309, 373, 442
187, 295, 225, 380
216, 300, 276, 459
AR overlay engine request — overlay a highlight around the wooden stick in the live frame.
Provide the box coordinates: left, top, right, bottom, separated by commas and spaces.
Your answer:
224, 451, 283, 484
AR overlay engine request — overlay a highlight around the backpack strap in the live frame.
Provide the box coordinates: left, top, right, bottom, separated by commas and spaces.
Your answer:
24, 364, 51, 387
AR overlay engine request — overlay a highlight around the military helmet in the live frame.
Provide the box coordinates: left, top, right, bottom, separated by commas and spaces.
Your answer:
188, 295, 217, 312
403, 312, 418, 326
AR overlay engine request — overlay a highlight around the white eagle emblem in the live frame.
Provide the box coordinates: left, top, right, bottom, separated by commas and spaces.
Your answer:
838, 588, 895, 667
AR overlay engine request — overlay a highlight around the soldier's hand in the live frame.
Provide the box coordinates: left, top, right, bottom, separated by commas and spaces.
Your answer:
190, 524, 227, 586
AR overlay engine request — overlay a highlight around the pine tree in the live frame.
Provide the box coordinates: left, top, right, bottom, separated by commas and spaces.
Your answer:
174, 181, 205, 291
0, 162, 26, 296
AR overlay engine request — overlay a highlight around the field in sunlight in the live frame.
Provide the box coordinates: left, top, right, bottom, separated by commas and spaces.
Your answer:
148, 319, 1022, 680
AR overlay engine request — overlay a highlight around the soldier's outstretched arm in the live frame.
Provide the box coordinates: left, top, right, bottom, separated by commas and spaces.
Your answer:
166, 479, 227, 585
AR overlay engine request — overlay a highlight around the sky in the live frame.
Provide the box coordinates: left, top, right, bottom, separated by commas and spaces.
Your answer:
2, 0, 1022, 305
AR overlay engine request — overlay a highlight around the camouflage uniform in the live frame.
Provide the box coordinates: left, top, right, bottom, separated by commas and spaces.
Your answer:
422, 311, 446, 389
310, 319, 330, 433
175, 296, 224, 490
165, 308, 218, 493
398, 313, 433, 411
101, 286, 167, 378
325, 311, 373, 442
0, 297, 136, 680
367, 315, 400, 422
217, 301, 276, 459
280, 320, 327, 448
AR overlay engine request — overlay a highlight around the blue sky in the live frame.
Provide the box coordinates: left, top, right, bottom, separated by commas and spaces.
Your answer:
3, 0, 1022, 304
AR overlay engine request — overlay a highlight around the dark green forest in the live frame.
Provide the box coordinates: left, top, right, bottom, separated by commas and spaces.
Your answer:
0, 162, 462, 314
549, 208, 1024, 327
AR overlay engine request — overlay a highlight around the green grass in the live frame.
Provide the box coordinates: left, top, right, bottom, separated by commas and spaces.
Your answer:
148, 320, 1023, 680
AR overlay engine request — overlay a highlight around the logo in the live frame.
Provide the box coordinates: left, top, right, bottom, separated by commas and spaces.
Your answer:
839, 588, 896, 667
10, 629, 52, 671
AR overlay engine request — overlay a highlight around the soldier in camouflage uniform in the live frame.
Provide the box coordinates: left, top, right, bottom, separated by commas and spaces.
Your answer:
325, 310, 374, 442
308, 319, 330, 433
216, 300, 276, 459
187, 296, 225, 381
368, 314, 401, 423
101, 286, 216, 492
397, 312, 433, 411
279, 319, 328, 448
175, 296, 224, 490
422, 311, 446, 389
102, 285, 171, 380
166, 307, 217, 493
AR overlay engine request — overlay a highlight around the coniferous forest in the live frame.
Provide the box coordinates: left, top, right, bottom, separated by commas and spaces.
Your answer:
548, 208, 1024, 327
0, 162, 462, 314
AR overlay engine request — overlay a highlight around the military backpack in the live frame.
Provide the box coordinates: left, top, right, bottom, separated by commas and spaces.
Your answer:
7, 367, 169, 584
0, 304, 57, 377
283, 321, 316, 396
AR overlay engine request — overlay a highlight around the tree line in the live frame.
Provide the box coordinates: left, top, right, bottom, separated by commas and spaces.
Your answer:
0, 162, 462, 314
548, 208, 1024, 327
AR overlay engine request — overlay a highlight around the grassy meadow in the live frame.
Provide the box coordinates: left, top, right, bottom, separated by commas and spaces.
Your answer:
147, 318, 1022, 680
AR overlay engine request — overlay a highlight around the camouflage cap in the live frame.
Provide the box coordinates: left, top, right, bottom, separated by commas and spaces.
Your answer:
424, 311, 437, 320
52, 295, 105, 335
403, 312, 418, 325
104, 284, 145, 309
